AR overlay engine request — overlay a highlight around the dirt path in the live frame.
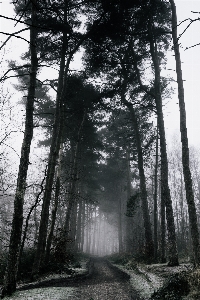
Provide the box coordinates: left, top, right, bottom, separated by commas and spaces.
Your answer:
18, 258, 143, 299
67, 258, 142, 299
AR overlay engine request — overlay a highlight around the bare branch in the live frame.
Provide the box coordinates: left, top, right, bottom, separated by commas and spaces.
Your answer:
0, 28, 29, 51
0, 131, 19, 145
1, 142, 21, 158
14, 0, 31, 27
176, 17, 200, 43
185, 42, 200, 51
0, 64, 31, 82
0, 14, 31, 27
0, 31, 30, 45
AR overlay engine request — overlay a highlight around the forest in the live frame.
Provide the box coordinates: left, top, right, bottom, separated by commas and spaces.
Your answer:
1, 0, 200, 299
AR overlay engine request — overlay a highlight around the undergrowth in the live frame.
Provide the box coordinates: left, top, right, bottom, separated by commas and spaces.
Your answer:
187, 268, 200, 299
0, 248, 89, 286
151, 272, 190, 299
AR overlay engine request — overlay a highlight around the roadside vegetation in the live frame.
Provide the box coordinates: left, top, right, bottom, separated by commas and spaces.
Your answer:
107, 253, 200, 299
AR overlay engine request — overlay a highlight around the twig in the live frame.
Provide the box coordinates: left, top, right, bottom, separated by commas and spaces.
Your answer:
0, 28, 29, 51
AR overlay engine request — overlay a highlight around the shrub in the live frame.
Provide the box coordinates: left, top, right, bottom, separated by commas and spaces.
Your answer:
151, 272, 190, 299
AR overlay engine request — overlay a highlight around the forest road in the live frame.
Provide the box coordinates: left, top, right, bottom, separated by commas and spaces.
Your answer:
19, 257, 144, 299
64, 257, 143, 299
66, 257, 143, 299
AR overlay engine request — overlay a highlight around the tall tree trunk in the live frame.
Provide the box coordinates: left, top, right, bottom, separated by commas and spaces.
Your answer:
180, 172, 185, 253
160, 164, 166, 263
149, 29, 179, 266
169, 0, 200, 266
123, 99, 154, 261
154, 124, 159, 262
1, 1, 38, 296
44, 143, 62, 265
31, 1, 68, 278
125, 146, 133, 253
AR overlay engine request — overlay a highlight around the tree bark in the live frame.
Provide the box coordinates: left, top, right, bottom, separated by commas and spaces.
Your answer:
169, 0, 200, 266
1, 1, 38, 296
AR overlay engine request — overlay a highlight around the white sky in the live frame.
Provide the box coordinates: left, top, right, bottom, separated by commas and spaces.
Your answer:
1, 0, 200, 155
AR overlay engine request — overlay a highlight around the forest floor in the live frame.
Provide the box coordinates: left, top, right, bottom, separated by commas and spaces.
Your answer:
1, 257, 197, 299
